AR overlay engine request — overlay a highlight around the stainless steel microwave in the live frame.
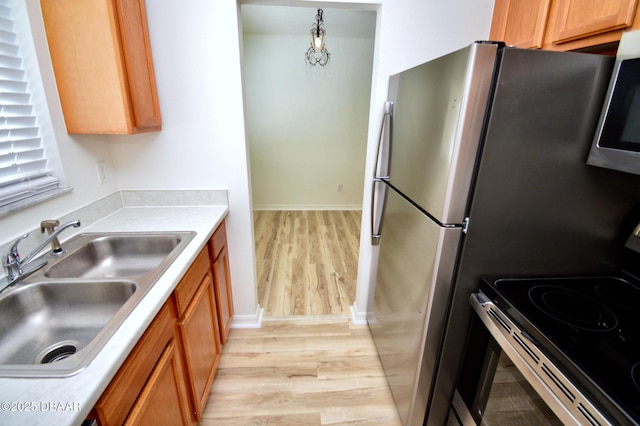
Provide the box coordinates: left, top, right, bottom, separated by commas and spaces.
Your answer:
588, 30, 640, 175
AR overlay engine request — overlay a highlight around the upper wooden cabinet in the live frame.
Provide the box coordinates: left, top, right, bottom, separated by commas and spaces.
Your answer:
40, 0, 162, 134
490, 0, 551, 49
490, 0, 640, 51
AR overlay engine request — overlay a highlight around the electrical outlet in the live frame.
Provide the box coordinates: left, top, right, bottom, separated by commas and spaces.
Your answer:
337, 184, 343, 192
96, 161, 108, 184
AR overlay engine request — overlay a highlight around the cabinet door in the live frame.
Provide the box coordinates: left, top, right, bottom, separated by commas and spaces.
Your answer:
115, 0, 162, 129
178, 273, 221, 420
93, 301, 175, 425
552, 0, 638, 43
124, 339, 192, 426
40, 0, 161, 134
213, 244, 234, 344
490, 0, 551, 48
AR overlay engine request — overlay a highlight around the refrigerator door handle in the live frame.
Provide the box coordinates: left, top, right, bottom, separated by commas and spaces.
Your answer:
371, 179, 387, 245
373, 101, 393, 180
371, 102, 393, 245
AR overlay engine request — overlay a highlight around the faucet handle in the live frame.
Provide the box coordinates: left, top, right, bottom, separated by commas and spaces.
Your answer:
40, 220, 60, 235
8, 234, 28, 263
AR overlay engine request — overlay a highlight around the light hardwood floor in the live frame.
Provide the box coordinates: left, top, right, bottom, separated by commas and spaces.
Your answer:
253, 211, 361, 317
200, 318, 402, 425
198, 211, 401, 425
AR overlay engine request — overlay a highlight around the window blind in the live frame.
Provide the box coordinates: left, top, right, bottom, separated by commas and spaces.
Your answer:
0, 1, 59, 208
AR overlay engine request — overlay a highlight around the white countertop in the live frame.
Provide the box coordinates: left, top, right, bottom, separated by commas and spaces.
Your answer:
0, 205, 228, 425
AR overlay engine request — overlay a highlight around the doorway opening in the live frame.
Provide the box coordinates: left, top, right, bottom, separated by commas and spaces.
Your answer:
240, 4, 376, 318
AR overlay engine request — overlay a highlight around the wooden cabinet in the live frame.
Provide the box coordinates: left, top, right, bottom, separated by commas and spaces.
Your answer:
490, 0, 640, 51
40, 0, 161, 134
90, 221, 232, 424
551, 0, 638, 43
174, 246, 222, 421
490, 0, 551, 49
91, 300, 193, 425
209, 220, 234, 344
124, 340, 192, 426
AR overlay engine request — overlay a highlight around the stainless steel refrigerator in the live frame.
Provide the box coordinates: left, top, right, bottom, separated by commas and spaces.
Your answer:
368, 42, 640, 425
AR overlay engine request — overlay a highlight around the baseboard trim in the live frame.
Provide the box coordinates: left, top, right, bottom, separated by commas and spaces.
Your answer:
230, 305, 264, 329
350, 302, 368, 325
253, 204, 362, 211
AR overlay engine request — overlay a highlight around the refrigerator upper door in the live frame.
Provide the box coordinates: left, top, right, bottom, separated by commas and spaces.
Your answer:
384, 43, 497, 224
368, 185, 462, 425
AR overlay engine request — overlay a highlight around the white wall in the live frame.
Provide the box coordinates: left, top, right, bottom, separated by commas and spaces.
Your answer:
3, 0, 494, 324
107, 1, 259, 321
244, 32, 374, 210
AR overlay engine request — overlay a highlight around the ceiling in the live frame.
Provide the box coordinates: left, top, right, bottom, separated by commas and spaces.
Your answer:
241, 5, 376, 38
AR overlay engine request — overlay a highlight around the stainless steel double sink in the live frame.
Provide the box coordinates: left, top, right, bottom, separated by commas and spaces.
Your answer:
0, 231, 195, 377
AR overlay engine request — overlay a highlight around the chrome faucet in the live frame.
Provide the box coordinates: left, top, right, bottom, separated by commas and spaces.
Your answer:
1, 219, 81, 291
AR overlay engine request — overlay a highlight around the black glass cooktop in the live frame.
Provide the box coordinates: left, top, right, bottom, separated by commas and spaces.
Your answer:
481, 274, 640, 425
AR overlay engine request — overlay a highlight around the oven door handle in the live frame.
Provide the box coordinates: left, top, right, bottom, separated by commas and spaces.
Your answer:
471, 291, 490, 306
469, 292, 613, 426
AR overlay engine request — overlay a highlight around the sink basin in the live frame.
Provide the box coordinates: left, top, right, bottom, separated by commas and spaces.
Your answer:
0, 280, 136, 376
45, 233, 192, 279
0, 231, 195, 377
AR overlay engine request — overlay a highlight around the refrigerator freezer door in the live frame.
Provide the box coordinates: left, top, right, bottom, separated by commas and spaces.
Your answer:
384, 43, 496, 224
368, 185, 462, 425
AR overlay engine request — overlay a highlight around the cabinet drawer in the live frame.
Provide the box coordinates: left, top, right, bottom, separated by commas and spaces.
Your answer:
210, 220, 227, 260
93, 301, 175, 425
174, 246, 211, 316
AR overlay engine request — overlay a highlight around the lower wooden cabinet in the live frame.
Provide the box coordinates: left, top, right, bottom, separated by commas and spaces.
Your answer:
91, 300, 192, 425
210, 220, 234, 344
124, 339, 192, 426
90, 221, 233, 425
176, 272, 221, 419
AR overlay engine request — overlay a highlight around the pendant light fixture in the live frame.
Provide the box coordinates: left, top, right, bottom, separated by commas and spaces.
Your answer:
306, 9, 330, 66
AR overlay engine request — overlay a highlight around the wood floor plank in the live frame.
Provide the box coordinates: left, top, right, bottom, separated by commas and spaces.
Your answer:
254, 210, 361, 317
203, 212, 403, 425
200, 318, 401, 426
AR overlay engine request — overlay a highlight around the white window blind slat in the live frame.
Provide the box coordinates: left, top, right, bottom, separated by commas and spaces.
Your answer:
1, 104, 32, 116
0, 79, 27, 92
0, 67, 25, 81
0, 126, 39, 139
1, 92, 30, 105
0, 147, 44, 163
1, 115, 36, 128
0, 42, 18, 56
0, 0, 59, 209
0, 55, 22, 69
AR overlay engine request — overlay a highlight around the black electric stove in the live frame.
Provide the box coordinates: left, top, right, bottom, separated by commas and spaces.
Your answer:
481, 273, 640, 425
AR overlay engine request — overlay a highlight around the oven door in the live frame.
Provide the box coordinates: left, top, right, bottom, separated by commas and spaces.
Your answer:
448, 292, 612, 426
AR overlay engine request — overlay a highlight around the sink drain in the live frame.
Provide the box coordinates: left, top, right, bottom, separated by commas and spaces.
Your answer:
36, 341, 81, 364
